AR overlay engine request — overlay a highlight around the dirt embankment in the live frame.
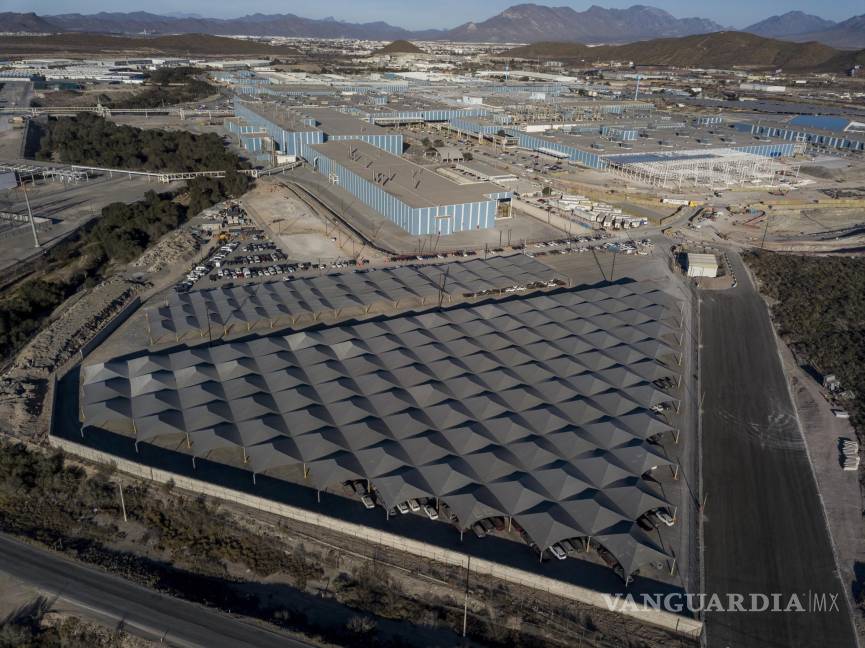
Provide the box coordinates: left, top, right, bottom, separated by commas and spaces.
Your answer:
0, 228, 202, 437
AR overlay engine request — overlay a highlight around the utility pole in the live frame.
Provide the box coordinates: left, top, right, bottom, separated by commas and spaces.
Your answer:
21, 180, 40, 249
118, 482, 127, 522
462, 556, 471, 638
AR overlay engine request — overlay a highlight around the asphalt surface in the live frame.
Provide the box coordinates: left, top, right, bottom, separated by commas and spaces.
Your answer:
0, 534, 315, 648
701, 252, 857, 648
0, 174, 180, 272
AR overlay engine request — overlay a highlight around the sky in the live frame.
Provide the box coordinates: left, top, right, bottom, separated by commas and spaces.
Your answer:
9, 0, 862, 30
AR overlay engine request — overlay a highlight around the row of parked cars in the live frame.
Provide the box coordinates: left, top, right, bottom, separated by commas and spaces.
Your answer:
219, 250, 288, 268
243, 241, 277, 252
390, 249, 478, 263
340, 477, 674, 582
342, 480, 452, 522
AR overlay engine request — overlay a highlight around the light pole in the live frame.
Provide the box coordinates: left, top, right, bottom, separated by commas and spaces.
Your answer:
21, 180, 40, 249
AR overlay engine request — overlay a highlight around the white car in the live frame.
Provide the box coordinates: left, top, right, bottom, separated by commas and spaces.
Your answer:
397, 502, 410, 514
549, 544, 567, 560
423, 505, 439, 520
361, 495, 375, 509
654, 510, 675, 527
408, 499, 421, 512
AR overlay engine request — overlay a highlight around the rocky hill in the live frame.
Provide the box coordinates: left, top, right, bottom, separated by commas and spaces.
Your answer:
745, 12, 836, 39
376, 40, 423, 54
447, 4, 723, 44
505, 32, 864, 71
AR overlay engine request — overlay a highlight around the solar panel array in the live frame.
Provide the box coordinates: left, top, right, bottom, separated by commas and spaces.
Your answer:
84, 280, 683, 576
145, 255, 561, 344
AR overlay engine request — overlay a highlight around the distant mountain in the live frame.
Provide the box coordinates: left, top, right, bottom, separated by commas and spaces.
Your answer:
446, 4, 725, 44
0, 11, 57, 33
785, 14, 865, 49
745, 11, 836, 38
0, 33, 301, 57
29, 10, 446, 40
505, 32, 865, 71
0, 6, 861, 49
376, 40, 423, 54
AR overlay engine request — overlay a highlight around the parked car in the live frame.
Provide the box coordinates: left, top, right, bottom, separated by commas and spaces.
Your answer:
361, 495, 375, 509
653, 510, 675, 527
549, 544, 567, 560
408, 499, 421, 512
397, 502, 410, 514
423, 505, 439, 520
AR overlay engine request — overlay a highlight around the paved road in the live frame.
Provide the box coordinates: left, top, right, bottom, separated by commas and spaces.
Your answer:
0, 175, 180, 273
701, 251, 857, 648
0, 534, 315, 648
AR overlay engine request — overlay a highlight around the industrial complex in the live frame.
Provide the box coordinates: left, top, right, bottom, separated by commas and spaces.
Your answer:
2, 21, 865, 648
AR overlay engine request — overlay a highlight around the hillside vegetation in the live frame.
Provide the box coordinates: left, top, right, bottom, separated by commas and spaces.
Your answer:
33, 112, 243, 173
110, 66, 215, 109
744, 251, 865, 433
0, 116, 250, 361
505, 32, 865, 70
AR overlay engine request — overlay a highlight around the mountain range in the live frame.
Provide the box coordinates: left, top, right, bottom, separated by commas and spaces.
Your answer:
505, 32, 865, 71
446, 4, 723, 43
1, 5, 863, 49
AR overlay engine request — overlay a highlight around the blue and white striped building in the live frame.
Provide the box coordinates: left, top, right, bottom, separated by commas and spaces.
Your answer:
232, 100, 403, 157
308, 140, 511, 236
732, 121, 865, 152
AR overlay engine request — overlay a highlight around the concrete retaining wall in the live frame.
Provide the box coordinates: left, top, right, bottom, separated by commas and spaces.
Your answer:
49, 434, 703, 639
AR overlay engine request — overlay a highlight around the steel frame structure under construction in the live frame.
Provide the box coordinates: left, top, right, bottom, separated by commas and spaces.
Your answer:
604, 148, 802, 190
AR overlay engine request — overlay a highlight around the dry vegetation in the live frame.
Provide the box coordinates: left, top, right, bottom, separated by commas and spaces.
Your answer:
0, 439, 692, 648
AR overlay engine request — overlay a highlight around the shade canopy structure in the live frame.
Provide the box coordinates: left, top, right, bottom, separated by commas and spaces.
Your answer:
145, 254, 564, 344
83, 279, 683, 577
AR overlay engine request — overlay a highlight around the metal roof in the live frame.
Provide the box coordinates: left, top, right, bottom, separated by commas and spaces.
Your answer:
788, 115, 851, 133
309, 140, 509, 208
145, 255, 561, 344
82, 280, 683, 576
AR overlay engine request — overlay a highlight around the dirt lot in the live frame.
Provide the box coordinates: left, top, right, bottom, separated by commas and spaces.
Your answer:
241, 182, 383, 263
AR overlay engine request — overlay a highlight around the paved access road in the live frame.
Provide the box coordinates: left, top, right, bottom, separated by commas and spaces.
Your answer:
701, 252, 857, 648
0, 534, 314, 648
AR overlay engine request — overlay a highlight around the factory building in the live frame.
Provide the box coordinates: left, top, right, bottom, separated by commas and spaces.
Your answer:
231, 100, 404, 157
732, 116, 865, 153
448, 119, 610, 169
307, 140, 512, 235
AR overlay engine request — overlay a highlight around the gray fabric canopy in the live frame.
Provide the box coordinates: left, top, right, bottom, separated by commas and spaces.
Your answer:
146, 254, 565, 343
83, 280, 682, 576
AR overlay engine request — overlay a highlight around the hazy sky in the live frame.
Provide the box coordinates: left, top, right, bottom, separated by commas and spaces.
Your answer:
11, 0, 862, 30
